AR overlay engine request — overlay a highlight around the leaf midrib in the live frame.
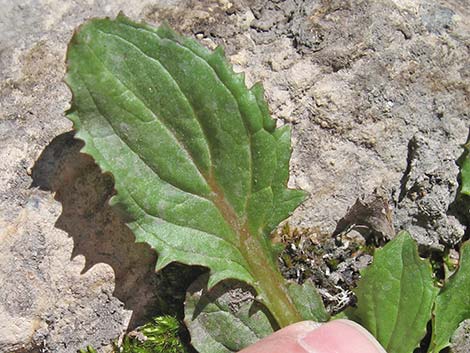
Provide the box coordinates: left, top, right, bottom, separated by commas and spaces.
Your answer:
76, 73, 249, 258
76, 67, 205, 197
99, 23, 261, 218
82, 36, 211, 198
101, 29, 215, 170
133, 221, 248, 267
387, 244, 428, 352
91, 27, 261, 229
212, 300, 266, 340
385, 246, 406, 350
76, 24, 281, 281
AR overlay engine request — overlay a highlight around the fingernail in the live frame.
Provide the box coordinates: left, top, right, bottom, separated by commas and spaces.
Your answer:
298, 321, 323, 332
298, 319, 387, 353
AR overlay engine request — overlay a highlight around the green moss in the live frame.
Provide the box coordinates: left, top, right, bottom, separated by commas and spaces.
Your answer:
121, 316, 187, 353
326, 258, 340, 270
78, 315, 187, 353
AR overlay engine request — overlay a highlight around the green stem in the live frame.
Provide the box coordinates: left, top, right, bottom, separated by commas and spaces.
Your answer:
240, 227, 302, 328
208, 175, 302, 327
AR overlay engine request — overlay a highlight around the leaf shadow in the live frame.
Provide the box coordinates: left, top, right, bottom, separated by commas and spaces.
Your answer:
30, 131, 199, 329
188, 273, 280, 332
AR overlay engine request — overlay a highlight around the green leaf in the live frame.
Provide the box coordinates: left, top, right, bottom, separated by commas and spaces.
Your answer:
78, 346, 98, 353
430, 242, 470, 353
287, 280, 330, 322
184, 274, 275, 353
66, 15, 307, 327
460, 140, 470, 196
347, 231, 438, 353
184, 277, 330, 353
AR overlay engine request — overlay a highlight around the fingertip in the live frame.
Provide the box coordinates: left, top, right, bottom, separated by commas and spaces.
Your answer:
298, 319, 387, 353
239, 321, 323, 353
281, 321, 323, 335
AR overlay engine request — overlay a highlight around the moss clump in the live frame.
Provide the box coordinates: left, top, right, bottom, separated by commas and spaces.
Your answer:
79, 315, 187, 353
119, 316, 187, 353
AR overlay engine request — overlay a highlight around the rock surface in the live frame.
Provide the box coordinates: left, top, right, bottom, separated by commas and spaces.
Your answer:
452, 320, 470, 353
0, 0, 469, 352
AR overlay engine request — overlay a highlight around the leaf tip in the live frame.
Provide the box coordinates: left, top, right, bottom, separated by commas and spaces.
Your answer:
214, 45, 225, 57
116, 11, 128, 21
155, 253, 172, 272
206, 273, 220, 290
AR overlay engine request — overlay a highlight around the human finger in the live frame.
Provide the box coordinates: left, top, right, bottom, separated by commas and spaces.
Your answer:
239, 319, 387, 353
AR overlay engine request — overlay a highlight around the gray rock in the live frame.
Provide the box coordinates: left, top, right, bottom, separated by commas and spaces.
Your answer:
0, 0, 469, 352
452, 319, 470, 353
394, 133, 465, 249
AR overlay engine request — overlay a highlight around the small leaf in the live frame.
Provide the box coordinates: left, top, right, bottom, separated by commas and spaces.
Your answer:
460, 139, 470, 196
78, 346, 98, 353
66, 15, 307, 327
287, 280, 330, 322
430, 242, 470, 353
347, 231, 438, 353
184, 274, 274, 353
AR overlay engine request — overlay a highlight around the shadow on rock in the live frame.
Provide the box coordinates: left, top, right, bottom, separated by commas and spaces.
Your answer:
31, 131, 200, 329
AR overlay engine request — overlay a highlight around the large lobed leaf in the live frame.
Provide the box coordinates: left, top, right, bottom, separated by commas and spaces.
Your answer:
347, 231, 438, 353
430, 241, 470, 353
66, 15, 307, 327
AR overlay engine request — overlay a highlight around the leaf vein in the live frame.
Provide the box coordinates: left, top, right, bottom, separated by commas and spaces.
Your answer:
82, 40, 212, 197
211, 301, 265, 340
77, 70, 211, 202
133, 220, 248, 269
123, 185, 240, 249
109, 24, 255, 216
95, 28, 214, 170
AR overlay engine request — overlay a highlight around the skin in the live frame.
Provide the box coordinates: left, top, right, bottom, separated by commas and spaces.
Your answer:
239, 319, 388, 353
